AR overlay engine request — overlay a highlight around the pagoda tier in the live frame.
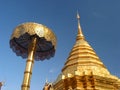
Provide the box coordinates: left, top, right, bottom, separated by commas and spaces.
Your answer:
53, 13, 120, 90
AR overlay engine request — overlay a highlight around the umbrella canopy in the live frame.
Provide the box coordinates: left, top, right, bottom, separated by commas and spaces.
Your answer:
10, 22, 57, 60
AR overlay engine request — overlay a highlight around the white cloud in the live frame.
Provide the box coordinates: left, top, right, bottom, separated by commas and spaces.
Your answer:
49, 68, 55, 73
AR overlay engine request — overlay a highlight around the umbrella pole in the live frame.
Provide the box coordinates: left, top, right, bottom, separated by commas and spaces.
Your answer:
21, 37, 37, 90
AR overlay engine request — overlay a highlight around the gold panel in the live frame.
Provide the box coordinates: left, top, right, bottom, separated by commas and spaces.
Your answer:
11, 22, 57, 47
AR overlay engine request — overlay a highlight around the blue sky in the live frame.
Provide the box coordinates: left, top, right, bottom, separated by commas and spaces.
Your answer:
0, 0, 120, 90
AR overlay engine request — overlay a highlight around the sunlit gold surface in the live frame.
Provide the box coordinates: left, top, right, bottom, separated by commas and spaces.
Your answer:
21, 37, 37, 90
11, 22, 56, 47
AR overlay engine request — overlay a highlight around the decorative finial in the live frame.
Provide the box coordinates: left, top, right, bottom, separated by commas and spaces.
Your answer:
77, 11, 80, 19
76, 12, 85, 40
77, 11, 81, 31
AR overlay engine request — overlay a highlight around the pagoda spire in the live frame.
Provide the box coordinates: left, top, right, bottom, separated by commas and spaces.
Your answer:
76, 12, 85, 40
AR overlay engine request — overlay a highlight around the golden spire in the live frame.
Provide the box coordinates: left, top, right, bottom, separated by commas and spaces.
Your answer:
76, 12, 85, 40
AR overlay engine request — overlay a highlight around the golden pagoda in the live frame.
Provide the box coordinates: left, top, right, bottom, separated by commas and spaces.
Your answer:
53, 13, 120, 90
